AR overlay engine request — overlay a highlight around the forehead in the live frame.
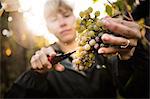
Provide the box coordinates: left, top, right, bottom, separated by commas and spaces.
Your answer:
44, 0, 72, 18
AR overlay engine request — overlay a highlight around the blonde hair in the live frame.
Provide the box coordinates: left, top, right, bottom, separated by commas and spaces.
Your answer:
44, 0, 73, 19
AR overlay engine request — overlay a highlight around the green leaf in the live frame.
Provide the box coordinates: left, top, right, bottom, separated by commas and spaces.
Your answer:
114, 0, 125, 13
105, 4, 113, 16
92, 0, 99, 3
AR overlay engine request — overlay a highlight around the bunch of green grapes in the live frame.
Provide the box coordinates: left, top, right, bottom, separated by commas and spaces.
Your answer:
73, 7, 109, 71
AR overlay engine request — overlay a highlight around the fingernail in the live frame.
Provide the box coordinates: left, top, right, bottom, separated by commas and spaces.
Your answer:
101, 19, 110, 27
47, 65, 52, 69
98, 49, 104, 54
101, 34, 109, 42
103, 36, 109, 41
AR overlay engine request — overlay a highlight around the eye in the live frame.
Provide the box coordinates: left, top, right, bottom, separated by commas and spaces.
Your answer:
46, 14, 58, 22
63, 11, 72, 17
47, 16, 57, 22
50, 17, 57, 21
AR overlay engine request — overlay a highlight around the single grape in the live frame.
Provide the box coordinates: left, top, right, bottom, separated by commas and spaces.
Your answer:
81, 19, 86, 25
89, 53, 95, 59
100, 43, 105, 47
96, 19, 103, 27
93, 25, 99, 31
84, 44, 91, 51
77, 47, 84, 52
88, 31, 95, 37
86, 21, 93, 27
81, 36, 88, 42
89, 39, 96, 46
87, 7, 93, 13
84, 10, 90, 16
78, 25, 86, 33
80, 50, 87, 56
74, 59, 81, 64
94, 43, 100, 49
79, 11, 85, 18
95, 11, 100, 17
75, 24, 80, 31
95, 36, 100, 42
79, 65, 84, 70
98, 32, 103, 37
87, 25, 93, 31
79, 40, 86, 46
84, 15, 90, 20
76, 18, 82, 25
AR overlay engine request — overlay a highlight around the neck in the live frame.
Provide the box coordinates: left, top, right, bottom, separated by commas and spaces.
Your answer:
58, 40, 78, 53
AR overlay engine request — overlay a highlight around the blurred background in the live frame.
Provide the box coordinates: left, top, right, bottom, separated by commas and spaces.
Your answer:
0, 0, 149, 98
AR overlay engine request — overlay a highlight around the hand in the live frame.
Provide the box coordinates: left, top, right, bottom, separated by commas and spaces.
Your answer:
1, 0, 20, 12
98, 17, 141, 60
30, 47, 65, 74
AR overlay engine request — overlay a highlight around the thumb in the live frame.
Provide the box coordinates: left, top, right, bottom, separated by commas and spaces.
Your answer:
54, 63, 65, 71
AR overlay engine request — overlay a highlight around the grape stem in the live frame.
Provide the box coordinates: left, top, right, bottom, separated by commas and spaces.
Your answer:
124, 0, 134, 21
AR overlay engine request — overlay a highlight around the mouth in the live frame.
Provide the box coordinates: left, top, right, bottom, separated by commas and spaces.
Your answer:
60, 29, 72, 36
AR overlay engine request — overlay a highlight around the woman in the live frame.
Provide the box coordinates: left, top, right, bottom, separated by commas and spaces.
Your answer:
4, 0, 148, 98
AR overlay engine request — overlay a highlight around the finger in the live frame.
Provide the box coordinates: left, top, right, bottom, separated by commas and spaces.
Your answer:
31, 55, 39, 69
33, 54, 43, 69
31, 57, 37, 69
101, 34, 137, 47
36, 50, 52, 69
102, 33, 128, 46
31, 56, 43, 70
109, 18, 140, 29
31, 51, 52, 73
102, 53, 118, 57
118, 47, 135, 60
54, 63, 65, 71
101, 18, 141, 39
36, 51, 47, 65
98, 47, 117, 54
41, 47, 56, 56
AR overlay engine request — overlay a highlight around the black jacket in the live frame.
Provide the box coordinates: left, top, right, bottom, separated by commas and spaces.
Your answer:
4, 41, 149, 98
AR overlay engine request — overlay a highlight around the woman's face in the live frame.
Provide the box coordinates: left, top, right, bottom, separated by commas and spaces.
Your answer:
45, 9, 76, 43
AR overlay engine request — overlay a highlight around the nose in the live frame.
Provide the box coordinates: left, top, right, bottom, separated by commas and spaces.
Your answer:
58, 15, 67, 27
